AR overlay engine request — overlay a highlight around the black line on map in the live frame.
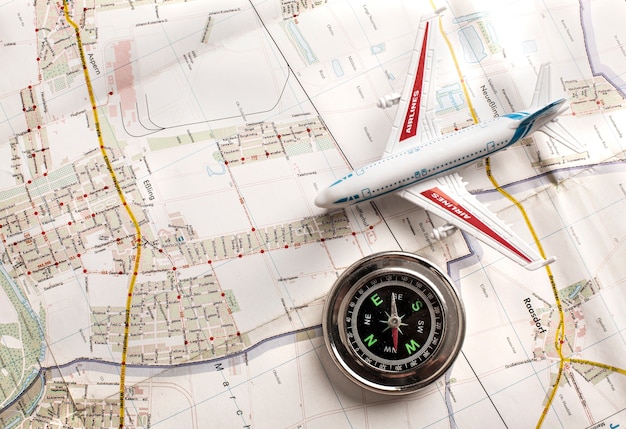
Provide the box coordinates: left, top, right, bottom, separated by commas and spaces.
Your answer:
369, 200, 402, 248
461, 351, 509, 427
136, 99, 164, 133
246, 0, 354, 170
141, 68, 292, 134
119, 100, 164, 138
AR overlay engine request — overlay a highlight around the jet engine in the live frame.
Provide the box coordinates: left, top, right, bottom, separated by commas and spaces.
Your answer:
431, 224, 457, 241
376, 93, 401, 109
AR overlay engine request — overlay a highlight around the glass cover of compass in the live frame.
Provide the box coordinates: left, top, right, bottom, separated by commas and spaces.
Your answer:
322, 251, 465, 394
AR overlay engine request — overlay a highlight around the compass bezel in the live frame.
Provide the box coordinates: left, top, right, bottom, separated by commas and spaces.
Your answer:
322, 251, 465, 394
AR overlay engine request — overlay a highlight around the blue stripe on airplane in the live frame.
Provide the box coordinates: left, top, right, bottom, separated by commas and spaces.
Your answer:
503, 112, 529, 120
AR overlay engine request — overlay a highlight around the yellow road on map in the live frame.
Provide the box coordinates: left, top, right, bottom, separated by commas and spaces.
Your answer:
62, 2, 142, 428
484, 158, 566, 428
58, 1, 625, 427
430, 3, 624, 427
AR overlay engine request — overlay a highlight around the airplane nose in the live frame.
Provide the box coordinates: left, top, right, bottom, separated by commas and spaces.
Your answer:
314, 189, 333, 208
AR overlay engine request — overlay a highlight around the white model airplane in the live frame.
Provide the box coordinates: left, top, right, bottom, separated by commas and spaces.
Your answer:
314, 9, 584, 270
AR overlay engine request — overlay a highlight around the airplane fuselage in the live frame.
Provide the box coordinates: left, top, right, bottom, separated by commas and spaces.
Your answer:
315, 115, 522, 208
314, 9, 564, 269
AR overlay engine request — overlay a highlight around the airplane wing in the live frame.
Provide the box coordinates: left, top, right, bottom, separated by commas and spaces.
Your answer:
382, 8, 444, 156
380, 10, 554, 270
398, 174, 555, 270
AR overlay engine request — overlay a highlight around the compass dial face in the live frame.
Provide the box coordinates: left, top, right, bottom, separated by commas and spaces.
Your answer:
347, 274, 443, 371
323, 252, 465, 394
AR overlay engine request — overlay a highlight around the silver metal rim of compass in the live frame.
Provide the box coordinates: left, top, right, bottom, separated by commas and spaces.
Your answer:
322, 251, 466, 395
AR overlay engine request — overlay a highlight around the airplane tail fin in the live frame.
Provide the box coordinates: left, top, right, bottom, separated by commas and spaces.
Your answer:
508, 98, 569, 145
513, 63, 586, 153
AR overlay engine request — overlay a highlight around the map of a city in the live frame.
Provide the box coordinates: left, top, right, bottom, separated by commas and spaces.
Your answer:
0, 0, 624, 428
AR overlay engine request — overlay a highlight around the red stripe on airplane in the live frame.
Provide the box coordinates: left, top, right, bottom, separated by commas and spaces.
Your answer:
399, 21, 429, 142
421, 187, 533, 263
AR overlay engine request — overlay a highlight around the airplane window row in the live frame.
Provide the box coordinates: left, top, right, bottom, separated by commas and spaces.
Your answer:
369, 138, 508, 194
432, 139, 508, 172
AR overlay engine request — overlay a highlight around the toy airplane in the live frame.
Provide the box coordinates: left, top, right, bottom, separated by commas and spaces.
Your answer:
315, 9, 584, 270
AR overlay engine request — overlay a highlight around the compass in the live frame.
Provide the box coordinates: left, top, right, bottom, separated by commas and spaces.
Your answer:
322, 251, 465, 394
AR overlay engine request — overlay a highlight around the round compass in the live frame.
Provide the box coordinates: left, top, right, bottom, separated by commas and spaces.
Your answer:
322, 251, 465, 394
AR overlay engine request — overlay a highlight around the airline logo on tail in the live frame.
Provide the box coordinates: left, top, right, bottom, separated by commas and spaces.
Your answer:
400, 21, 430, 141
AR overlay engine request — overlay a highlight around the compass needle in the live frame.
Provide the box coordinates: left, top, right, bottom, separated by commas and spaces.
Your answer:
323, 252, 466, 394
390, 292, 400, 351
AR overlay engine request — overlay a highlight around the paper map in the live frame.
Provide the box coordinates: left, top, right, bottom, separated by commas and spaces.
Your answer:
0, 0, 625, 427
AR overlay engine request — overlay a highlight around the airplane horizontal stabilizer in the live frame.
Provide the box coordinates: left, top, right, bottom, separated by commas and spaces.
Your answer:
530, 63, 552, 110
518, 63, 585, 152
540, 121, 586, 153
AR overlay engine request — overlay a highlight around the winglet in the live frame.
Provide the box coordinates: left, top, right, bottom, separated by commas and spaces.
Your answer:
524, 256, 557, 271
421, 7, 446, 22
431, 6, 447, 16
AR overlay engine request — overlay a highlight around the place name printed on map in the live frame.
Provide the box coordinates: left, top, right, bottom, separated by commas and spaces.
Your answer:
87, 53, 100, 75
523, 297, 547, 334
143, 179, 155, 201
214, 363, 251, 428
481, 83, 500, 118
